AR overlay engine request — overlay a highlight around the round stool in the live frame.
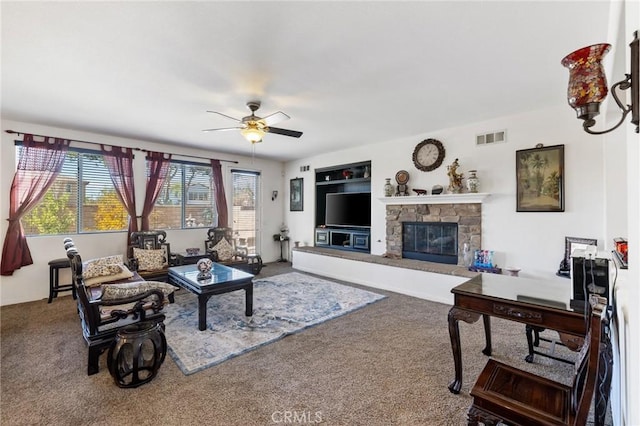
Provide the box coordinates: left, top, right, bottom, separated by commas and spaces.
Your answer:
107, 322, 167, 388
48, 258, 76, 303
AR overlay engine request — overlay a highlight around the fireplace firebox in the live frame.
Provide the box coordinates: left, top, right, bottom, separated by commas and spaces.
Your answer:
402, 222, 458, 264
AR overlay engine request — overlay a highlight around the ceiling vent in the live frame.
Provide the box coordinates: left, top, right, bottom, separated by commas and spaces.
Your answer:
476, 130, 506, 146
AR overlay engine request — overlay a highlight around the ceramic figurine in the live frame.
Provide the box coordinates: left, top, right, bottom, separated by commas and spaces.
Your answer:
447, 159, 464, 193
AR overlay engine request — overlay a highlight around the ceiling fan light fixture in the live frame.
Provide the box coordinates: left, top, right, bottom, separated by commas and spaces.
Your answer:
241, 124, 265, 143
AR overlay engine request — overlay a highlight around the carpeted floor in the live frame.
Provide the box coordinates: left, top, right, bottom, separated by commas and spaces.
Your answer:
0, 262, 608, 425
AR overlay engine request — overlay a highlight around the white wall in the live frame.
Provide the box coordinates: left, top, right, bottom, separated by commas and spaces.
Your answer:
285, 98, 640, 424
284, 104, 607, 282
0, 119, 286, 306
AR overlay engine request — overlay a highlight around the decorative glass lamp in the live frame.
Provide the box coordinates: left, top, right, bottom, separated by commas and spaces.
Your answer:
561, 31, 639, 135
561, 43, 611, 123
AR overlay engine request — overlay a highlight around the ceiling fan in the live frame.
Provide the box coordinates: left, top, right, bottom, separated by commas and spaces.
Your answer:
203, 101, 303, 143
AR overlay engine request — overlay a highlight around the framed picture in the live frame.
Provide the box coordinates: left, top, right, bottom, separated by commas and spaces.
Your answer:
141, 236, 157, 250
563, 236, 597, 267
290, 178, 303, 211
516, 144, 564, 212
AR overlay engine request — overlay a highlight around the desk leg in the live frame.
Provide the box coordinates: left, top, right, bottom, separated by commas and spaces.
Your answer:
482, 314, 492, 356
448, 307, 481, 394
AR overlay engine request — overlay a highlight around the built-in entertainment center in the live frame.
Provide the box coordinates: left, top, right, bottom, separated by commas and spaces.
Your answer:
315, 161, 371, 253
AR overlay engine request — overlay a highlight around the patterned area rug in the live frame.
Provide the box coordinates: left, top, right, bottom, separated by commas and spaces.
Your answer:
163, 272, 386, 375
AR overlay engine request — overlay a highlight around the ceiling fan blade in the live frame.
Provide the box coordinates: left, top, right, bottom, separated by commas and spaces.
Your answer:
261, 111, 290, 126
202, 126, 243, 132
206, 111, 242, 122
267, 127, 303, 138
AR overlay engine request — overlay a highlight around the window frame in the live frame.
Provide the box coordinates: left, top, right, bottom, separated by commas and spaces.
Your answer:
17, 144, 129, 236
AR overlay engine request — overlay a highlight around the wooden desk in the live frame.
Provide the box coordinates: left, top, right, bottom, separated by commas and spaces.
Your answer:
448, 273, 612, 426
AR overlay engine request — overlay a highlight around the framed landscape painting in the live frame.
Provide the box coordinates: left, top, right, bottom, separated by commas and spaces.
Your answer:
290, 178, 303, 211
516, 144, 564, 212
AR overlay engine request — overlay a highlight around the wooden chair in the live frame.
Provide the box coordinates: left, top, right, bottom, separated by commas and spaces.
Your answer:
204, 227, 263, 274
467, 295, 607, 426
129, 230, 174, 281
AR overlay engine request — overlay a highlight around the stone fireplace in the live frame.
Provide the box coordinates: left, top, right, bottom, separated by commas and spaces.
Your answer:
385, 202, 481, 266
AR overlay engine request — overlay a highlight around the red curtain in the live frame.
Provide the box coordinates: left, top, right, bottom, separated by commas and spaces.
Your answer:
100, 145, 138, 243
141, 151, 171, 231
1, 135, 70, 276
211, 159, 228, 228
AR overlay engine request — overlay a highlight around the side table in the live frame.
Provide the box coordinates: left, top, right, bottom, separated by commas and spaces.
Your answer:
174, 252, 211, 266
278, 237, 290, 262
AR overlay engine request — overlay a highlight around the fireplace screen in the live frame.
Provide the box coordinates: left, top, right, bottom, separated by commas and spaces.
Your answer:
402, 222, 458, 264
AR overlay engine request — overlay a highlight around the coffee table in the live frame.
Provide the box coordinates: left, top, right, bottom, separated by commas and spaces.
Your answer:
168, 263, 254, 331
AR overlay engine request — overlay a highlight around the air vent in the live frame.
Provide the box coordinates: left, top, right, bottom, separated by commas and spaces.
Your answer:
476, 130, 506, 146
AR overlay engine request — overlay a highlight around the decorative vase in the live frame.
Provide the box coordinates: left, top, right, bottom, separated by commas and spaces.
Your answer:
462, 243, 473, 267
561, 43, 611, 122
466, 170, 479, 193
196, 258, 213, 281
384, 178, 394, 197
363, 165, 370, 179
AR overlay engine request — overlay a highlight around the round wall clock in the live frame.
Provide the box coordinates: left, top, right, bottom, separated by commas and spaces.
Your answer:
412, 139, 445, 172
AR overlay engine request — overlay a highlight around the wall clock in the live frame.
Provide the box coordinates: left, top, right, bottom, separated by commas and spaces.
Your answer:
412, 139, 445, 172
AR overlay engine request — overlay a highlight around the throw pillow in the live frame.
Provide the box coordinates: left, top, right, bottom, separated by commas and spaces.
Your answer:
133, 248, 166, 271
101, 281, 175, 301
212, 238, 234, 261
83, 263, 122, 280
82, 254, 124, 278
83, 264, 134, 287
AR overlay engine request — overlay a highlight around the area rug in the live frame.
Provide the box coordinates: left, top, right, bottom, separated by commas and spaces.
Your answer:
163, 272, 386, 375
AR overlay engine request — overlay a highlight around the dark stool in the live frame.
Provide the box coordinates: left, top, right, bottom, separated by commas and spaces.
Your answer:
48, 258, 76, 303
107, 322, 167, 388
246, 254, 263, 274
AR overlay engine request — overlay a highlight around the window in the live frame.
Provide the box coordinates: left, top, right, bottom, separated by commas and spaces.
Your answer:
149, 161, 216, 229
231, 170, 260, 254
21, 149, 128, 236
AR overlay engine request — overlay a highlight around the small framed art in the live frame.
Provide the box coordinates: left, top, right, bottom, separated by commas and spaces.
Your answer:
516, 144, 565, 212
290, 178, 303, 211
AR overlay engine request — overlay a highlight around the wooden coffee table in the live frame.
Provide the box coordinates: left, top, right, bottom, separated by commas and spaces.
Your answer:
168, 263, 254, 331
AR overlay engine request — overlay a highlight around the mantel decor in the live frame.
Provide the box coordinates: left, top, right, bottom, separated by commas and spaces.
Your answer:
516, 144, 564, 212
378, 193, 490, 205
290, 178, 303, 211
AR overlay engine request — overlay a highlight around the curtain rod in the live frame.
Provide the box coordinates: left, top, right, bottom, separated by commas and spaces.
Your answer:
5, 129, 238, 164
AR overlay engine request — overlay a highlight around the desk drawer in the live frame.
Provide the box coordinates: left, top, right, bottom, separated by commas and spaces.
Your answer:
454, 294, 585, 336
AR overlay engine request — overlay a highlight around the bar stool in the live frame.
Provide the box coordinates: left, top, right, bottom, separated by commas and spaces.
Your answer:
48, 258, 76, 303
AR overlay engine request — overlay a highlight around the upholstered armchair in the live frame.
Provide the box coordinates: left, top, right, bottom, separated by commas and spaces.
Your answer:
129, 230, 174, 282
204, 227, 263, 274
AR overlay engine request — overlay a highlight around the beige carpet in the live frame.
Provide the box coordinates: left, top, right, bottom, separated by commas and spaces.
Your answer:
0, 262, 607, 425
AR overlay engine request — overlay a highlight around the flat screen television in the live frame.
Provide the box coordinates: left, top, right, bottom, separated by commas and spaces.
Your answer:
325, 192, 371, 228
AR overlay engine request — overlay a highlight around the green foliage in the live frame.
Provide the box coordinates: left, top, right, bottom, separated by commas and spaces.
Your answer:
23, 191, 75, 235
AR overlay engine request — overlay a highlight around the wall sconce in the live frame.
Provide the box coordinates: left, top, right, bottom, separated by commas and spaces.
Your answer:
561, 30, 639, 135
272, 190, 278, 201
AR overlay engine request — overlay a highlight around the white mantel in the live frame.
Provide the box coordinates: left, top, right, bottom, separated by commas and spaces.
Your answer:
377, 193, 490, 205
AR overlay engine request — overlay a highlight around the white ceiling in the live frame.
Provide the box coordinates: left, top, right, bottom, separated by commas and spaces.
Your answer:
1, 1, 612, 161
